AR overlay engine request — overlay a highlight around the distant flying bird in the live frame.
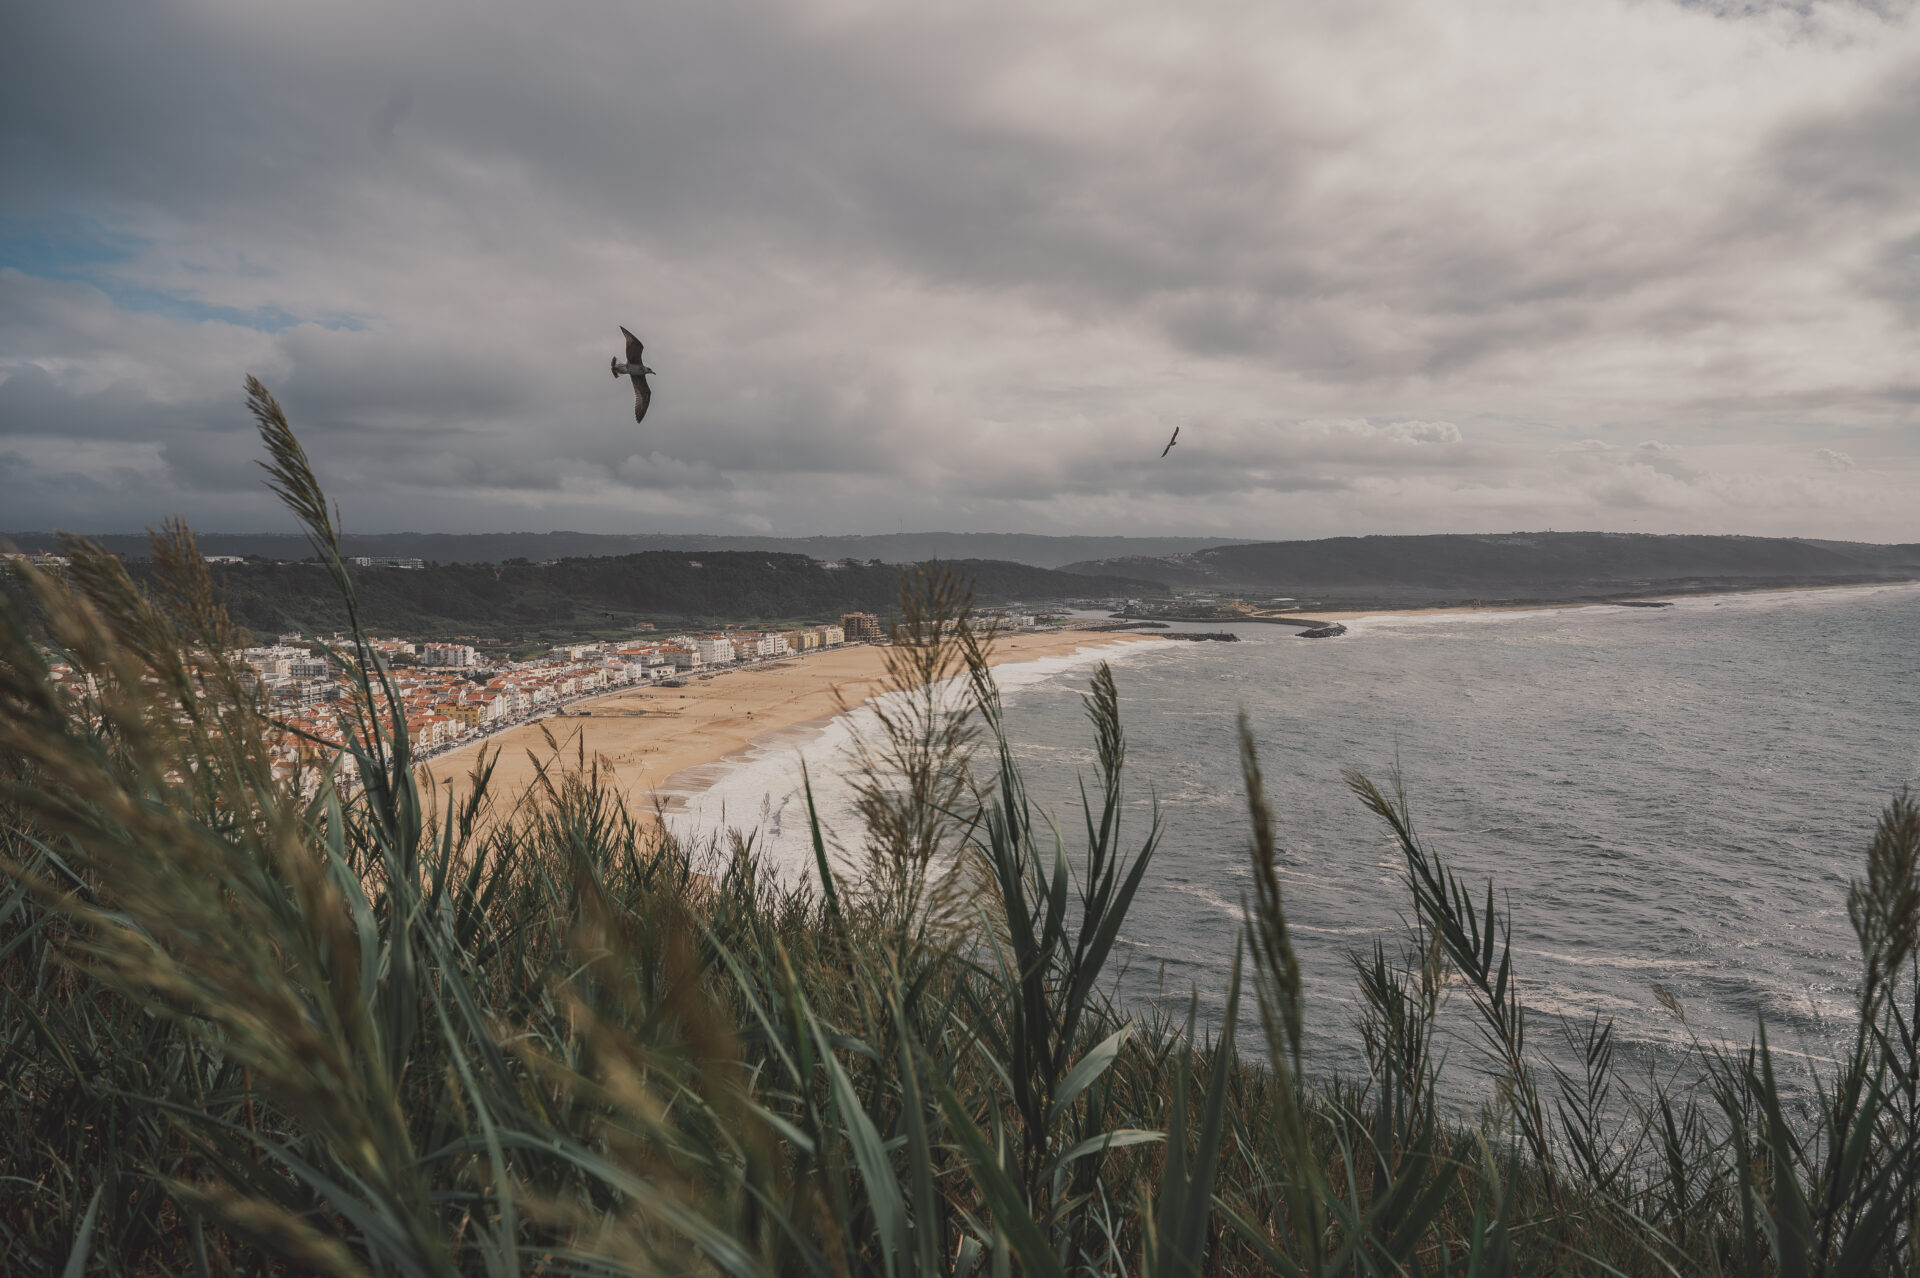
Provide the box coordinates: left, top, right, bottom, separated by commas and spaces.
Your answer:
1160, 426, 1179, 458
611, 327, 655, 424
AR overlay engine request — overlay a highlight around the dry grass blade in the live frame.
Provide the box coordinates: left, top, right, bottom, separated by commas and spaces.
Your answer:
1239, 710, 1302, 1072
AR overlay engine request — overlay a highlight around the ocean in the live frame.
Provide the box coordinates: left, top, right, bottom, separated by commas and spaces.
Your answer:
670, 582, 1920, 1091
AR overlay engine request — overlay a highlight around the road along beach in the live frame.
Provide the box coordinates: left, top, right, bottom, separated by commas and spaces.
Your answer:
419, 629, 1159, 816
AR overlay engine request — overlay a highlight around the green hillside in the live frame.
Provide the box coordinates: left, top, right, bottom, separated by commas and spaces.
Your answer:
132, 551, 1153, 643
1063, 531, 1920, 603
0, 529, 1247, 569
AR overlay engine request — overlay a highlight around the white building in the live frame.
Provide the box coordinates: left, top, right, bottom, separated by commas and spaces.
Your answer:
275, 680, 336, 707
423, 643, 479, 668
695, 637, 736, 666
237, 644, 326, 680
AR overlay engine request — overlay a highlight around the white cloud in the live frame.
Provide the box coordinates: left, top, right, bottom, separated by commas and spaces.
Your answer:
1377, 420, 1463, 446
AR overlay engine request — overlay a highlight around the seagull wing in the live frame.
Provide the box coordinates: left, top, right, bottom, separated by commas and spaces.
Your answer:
618, 327, 652, 422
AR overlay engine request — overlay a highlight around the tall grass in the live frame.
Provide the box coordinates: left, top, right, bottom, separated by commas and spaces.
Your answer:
3, 380, 1919, 1274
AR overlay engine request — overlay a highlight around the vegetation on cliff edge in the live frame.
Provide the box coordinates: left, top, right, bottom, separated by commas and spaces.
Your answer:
4, 380, 1919, 1275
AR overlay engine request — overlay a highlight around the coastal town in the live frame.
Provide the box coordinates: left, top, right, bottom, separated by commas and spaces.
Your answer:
34, 606, 1054, 790
265, 617, 867, 773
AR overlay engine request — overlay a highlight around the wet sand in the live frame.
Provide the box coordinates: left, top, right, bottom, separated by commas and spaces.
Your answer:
420, 630, 1157, 812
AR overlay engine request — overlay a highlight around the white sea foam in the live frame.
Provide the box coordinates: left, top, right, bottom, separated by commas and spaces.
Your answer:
661, 637, 1174, 882
1341, 606, 1578, 633
1516, 947, 1712, 972
1341, 579, 1920, 635
660, 582, 1917, 1096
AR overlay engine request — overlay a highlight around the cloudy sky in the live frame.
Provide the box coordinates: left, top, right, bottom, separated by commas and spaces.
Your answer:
4, 0, 1918, 540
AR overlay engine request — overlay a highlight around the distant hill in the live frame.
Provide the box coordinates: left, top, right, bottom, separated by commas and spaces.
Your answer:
1793, 539, 1920, 570
0, 530, 1248, 570
1060, 533, 1920, 603
95, 552, 1159, 644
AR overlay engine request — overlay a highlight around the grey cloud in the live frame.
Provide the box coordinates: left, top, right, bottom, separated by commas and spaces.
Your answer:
4, 0, 1920, 539
1314, 419, 1464, 447
0, 365, 208, 445
157, 432, 274, 493
1867, 231, 1920, 324
1746, 64, 1920, 342
616, 452, 733, 492
0, 2, 1681, 382
369, 91, 413, 149
1630, 442, 1702, 483
1556, 439, 1705, 487
1767, 68, 1920, 217
273, 328, 536, 427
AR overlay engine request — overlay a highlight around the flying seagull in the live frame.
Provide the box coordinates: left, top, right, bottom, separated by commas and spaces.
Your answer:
1159, 426, 1179, 458
611, 327, 655, 424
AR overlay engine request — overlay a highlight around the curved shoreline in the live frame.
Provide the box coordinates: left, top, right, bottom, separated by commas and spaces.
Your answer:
650, 704, 848, 813
419, 630, 1158, 813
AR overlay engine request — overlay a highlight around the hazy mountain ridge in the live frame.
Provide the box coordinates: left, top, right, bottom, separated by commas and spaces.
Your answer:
13, 528, 1915, 611
1, 530, 1248, 569
1059, 532, 1920, 601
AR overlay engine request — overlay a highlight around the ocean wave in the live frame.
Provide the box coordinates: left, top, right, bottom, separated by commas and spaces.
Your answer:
660, 584, 1915, 1101
1342, 580, 1920, 635
662, 636, 1180, 881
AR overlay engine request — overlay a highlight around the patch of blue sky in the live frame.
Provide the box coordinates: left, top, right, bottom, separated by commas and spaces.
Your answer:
0, 214, 143, 276
0, 213, 364, 333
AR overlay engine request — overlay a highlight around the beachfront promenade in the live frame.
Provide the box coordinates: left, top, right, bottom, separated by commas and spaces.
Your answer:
418, 627, 1155, 812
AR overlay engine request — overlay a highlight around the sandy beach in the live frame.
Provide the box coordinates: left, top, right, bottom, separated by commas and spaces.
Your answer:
420, 630, 1157, 812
